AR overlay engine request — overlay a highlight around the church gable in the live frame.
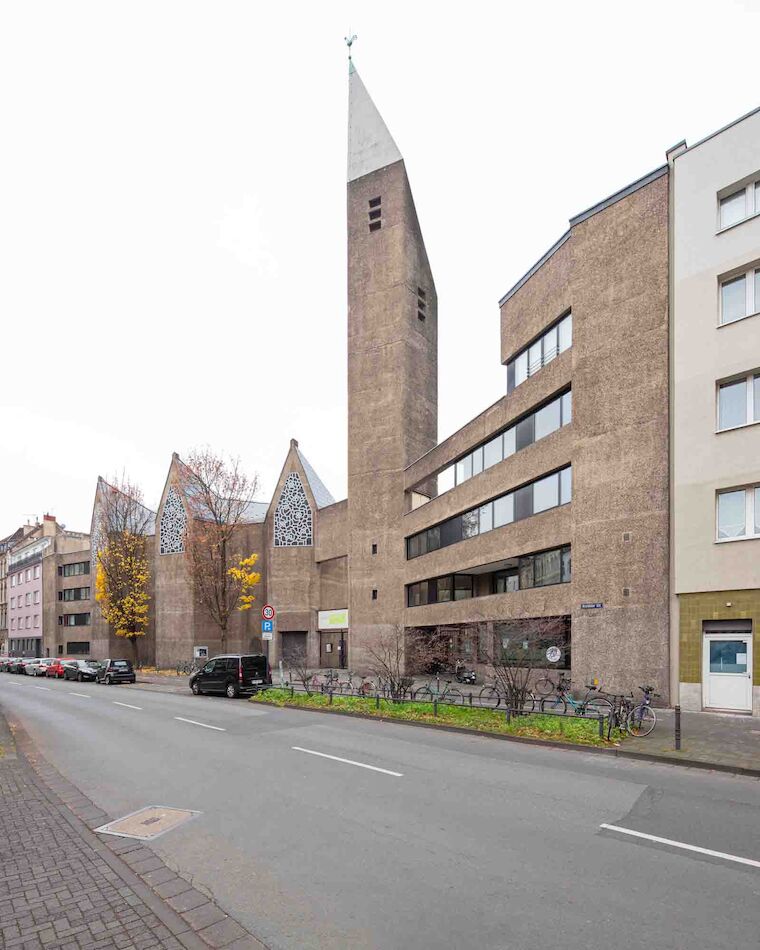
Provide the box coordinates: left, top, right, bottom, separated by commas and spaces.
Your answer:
274, 472, 313, 547
160, 485, 187, 555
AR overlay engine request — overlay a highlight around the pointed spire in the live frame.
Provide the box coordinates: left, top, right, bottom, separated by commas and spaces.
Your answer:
348, 66, 403, 183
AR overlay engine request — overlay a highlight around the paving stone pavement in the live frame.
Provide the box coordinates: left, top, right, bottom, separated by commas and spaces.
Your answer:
0, 710, 266, 950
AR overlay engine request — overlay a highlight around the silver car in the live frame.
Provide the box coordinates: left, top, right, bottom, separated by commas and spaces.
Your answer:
23, 658, 45, 675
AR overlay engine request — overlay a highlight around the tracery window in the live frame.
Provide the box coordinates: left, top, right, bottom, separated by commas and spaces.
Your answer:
274, 473, 313, 546
160, 486, 187, 555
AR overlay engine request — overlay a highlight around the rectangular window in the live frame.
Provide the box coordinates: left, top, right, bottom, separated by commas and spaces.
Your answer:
561, 546, 572, 582
515, 351, 528, 386
437, 576, 452, 603
721, 274, 747, 325
534, 398, 562, 440
718, 378, 748, 429
560, 466, 572, 505
61, 613, 91, 627
461, 509, 479, 539
717, 489, 746, 539
494, 569, 519, 594
34, 616, 39, 628
440, 517, 463, 547
519, 556, 534, 590
508, 313, 572, 393
514, 484, 533, 521
455, 454, 472, 485
34, 565, 40, 579
533, 473, 559, 513
479, 502, 493, 533
454, 575, 473, 601
720, 188, 747, 228
503, 426, 516, 458
493, 494, 514, 528
515, 415, 534, 451
427, 525, 440, 553
407, 582, 428, 607
438, 466, 455, 495
471, 446, 483, 476
61, 562, 90, 577
534, 548, 562, 587
33, 591, 39, 605
66, 641, 90, 655
483, 434, 503, 469
561, 390, 572, 425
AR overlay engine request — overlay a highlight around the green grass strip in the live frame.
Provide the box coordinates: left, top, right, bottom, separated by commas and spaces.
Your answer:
251, 688, 621, 747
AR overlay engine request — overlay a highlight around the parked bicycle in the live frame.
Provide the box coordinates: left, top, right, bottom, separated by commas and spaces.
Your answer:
478, 682, 537, 712
540, 680, 612, 718
533, 671, 569, 697
626, 685, 658, 737
413, 675, 464, 705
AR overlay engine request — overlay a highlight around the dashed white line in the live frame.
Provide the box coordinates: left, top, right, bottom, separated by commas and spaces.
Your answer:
71, 692, 91, 699
292, 746, 403, 777
599, 823, 760, 869
174, 717, 225, 732
114, 702, 142, 711
34, 686, 50, 691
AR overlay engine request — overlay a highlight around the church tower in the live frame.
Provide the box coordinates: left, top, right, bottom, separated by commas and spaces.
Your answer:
346, 61, 438, 663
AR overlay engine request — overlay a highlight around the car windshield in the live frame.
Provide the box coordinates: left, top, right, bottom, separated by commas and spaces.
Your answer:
112, 661, 131, 669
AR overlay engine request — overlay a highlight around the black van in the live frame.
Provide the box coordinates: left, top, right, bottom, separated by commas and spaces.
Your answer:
189, 654, 271, 698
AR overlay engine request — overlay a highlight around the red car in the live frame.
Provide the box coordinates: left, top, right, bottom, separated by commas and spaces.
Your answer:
46, 658, 72, 678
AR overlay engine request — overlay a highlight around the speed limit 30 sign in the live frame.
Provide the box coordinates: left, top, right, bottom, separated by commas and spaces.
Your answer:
262, 604, 275, 621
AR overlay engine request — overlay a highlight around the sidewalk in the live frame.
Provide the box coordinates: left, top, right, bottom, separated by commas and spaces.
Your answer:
0, 708, 265, 950
621, 707, 760, 773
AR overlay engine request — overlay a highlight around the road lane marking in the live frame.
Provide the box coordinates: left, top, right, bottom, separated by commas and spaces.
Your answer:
114, 702, 142, 710
174, 717, 225, 732
34, 686, 50, 691
599, 824, 760, 869
71, 693, 92, 699
292, 746, 403, 777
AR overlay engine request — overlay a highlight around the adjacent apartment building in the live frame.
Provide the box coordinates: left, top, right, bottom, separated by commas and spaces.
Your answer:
670, 107, 760, 715
4, 515, 91, 658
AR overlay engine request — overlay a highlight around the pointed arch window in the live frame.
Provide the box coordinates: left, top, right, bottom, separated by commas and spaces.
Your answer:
274, 473, 313, 547
160, 486, 187, 555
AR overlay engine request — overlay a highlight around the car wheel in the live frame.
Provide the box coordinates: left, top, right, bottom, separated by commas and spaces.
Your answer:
77, 673, 83, 682
191, 681, 201, 695
226, 682, 239, 699
105, 675, 112, 685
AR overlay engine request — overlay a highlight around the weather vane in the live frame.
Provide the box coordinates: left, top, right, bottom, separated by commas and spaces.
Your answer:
344, 32, 358, 61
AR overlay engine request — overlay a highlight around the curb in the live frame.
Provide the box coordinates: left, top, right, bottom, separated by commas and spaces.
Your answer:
250, 698, 619, 756
252, 698, 760, 778
4, 711, 268, 949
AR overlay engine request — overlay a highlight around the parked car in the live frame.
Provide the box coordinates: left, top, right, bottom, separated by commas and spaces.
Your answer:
8, 657, 26, 673
95, 659, 136, 685
190, 654, 271, 698
63, 659, 100, 682
0, 656, 12, 672
24, 658, 47, 676
45, 658, 72, 678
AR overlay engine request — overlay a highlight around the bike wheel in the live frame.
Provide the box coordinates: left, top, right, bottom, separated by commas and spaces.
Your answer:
478, 686, 501, 709
534, 676, 555, 697
413, 686, 434, 703
442, 688, 464, 705
627, 705, 656, 737
541, 695, 567, 714
522, 691, 538, 713
583, 697, 613, 719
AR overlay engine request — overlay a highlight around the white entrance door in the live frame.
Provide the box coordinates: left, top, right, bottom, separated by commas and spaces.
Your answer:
703, 633, 753, 712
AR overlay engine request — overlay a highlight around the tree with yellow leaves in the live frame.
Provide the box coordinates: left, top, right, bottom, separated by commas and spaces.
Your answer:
93, 475, 153, 664
180, 449, 262, 654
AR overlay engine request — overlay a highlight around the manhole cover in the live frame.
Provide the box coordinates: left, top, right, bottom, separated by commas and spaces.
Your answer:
95, 806, 200, 840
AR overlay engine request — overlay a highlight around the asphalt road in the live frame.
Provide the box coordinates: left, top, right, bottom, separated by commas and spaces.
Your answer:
2, 675, 759, 950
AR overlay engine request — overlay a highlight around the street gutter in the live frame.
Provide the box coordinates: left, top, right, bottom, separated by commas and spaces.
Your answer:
252, 698, 760, 779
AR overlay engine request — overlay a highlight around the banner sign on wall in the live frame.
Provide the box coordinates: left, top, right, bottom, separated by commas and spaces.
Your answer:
318, 609, 349, 630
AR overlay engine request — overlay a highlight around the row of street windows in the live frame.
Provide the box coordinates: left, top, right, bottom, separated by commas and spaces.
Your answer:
407, 466, 572, 559
433, 390, 572, 496
506, 313, 572, 393
407, 545, 571, 607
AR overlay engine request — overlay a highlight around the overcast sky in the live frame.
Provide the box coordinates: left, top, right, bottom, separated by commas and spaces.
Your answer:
2, 0, 758, 534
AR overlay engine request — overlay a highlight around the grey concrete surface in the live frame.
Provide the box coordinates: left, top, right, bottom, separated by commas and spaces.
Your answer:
1, 675, 759, 950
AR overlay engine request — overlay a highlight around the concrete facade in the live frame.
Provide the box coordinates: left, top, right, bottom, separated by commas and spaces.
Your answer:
403, 171, 670, 697
671, 107, 760, 713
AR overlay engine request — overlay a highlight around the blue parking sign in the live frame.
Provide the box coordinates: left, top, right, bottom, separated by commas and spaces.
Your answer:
262, 619, 274, 633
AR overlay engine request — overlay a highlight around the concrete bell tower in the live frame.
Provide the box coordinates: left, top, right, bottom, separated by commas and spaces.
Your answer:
346, 60, 438, 664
